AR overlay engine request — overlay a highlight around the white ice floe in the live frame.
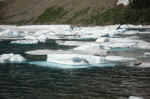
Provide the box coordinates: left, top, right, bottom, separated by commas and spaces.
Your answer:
26, 49, 58, 55
105, 56, 136, 62
0, 25, 150, 48
29, 61, 89, 69
129, 96, 144, 99
11, 39, 39, 45
0, 25, 124, 41
56, 41, 89, 46
138, 62, 150, 68
26, 48, 109, 57
96, 37, 109, 43
144, 52, 150, 57
0, 29, 21, 37
135, 41, 150, 49
47, 54, 106, 66
73, 43, 109, 55
117, 0, 129, 6
74, 43, 102, 51
105, 56, 139, 66
96, 37, 150, 50
29, 61, 116, 69
0, 53, 26, 63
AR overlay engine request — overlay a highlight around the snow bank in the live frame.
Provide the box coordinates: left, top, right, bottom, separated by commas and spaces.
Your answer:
129, 96, 144, 99
117, 0, 129, 6
0, 53, 26, 63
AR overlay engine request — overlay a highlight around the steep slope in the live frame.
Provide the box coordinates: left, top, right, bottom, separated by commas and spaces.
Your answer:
0, 0, 117, 25
1, 0, 150, 25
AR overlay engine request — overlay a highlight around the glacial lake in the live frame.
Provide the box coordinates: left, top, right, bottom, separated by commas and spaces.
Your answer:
0, 25, 150, 99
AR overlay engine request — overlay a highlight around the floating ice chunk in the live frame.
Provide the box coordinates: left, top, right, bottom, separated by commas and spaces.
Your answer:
138, 62, 150, 68
47, 54, 106, 66
96, 37, 109, 43
144, 52, 150, 57
73, 43, 109, 56
57, 41, 92, 46
29, 61, 88, 69
96, 37, 137, 44
29, 61, 116, 69
11, 39, 39, 44
26, 49, 55, 55
128, 96, 144, 99
105, 56, 136, 62
117, 0, 129, 6
74, 43, 101, 51
26, 48, 108, 57
105, 56, 138, 66
0, 53, 26, 63
135, 41, 150, 49
100, 42, 136, 50
24, 32, 48, 43
0, 29, 20, 37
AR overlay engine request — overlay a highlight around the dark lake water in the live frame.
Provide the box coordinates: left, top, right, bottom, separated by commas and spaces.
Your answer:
0, 38, 150, 99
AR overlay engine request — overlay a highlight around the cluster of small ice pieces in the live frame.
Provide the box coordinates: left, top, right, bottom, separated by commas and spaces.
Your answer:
0, 24, 147, 44
0, 53, 26, 63
0, 24, 150, 68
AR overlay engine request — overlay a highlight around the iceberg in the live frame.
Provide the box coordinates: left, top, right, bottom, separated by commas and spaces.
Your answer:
0, 53, 26, 63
